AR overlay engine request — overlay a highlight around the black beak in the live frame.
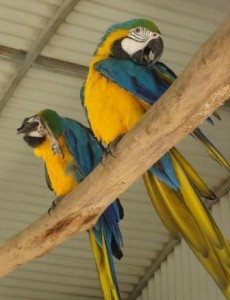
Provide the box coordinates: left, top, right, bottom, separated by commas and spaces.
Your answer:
132, 35, 164, 65
17, 118, 39, 135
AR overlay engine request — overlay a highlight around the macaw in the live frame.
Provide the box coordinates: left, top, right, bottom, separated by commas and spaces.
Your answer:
17, 109, 123, 300
81, 19, 230, 298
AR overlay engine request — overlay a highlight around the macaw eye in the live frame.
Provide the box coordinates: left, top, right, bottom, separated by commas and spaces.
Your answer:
134, 27, 141, 33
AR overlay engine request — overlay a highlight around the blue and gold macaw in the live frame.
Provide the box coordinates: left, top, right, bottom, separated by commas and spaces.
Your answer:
81, 19, 230, 298
17, 109, 123, 300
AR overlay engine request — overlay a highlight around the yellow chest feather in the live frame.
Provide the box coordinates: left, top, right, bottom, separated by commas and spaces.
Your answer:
84, 68, 146, 144
33, 136, 77, 196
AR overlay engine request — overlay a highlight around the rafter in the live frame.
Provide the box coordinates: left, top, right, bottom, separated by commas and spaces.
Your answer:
0, 0, 80, 112
0, 45, 88, 78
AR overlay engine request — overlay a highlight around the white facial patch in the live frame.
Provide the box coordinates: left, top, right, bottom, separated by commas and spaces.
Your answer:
121, 38, 150, 56
27, 117, 45, 137
121, 27, 161, 57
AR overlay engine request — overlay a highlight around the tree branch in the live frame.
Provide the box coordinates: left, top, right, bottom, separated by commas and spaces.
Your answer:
0, 17, 229, 278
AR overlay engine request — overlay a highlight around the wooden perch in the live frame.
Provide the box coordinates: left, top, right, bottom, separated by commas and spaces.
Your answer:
0, 17, 229, 278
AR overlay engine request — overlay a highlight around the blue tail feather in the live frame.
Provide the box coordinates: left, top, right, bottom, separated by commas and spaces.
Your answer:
149, 151, 183, 191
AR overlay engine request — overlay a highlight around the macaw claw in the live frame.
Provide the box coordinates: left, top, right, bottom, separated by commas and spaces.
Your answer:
48, 195, 65, 215
101, 134, 125, 166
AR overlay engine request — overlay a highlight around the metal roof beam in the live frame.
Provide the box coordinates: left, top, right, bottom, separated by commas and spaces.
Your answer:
0, 0, 80, 112
0, 45, 88, 78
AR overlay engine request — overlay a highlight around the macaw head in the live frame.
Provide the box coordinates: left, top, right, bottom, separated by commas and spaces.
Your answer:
95, 19, 163, 65
17, 109, 63, 152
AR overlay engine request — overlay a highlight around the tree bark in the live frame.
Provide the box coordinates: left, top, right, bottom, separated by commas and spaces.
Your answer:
0, 17, 229, 278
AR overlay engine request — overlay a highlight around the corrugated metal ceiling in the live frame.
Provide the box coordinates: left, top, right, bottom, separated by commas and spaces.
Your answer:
0, 0, 229, 299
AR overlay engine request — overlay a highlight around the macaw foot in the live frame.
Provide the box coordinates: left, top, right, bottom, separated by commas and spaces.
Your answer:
101, 135, 124, 165
104, 135, 125, 159
48, 195, 65, 215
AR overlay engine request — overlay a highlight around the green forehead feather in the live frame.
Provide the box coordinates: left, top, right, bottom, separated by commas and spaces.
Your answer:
39, 109, 62, 135
108, 19, 160, 35
39, 109, 59, 121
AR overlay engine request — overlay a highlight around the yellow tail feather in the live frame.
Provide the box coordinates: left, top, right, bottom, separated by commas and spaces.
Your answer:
89, 230, 119, 300
189, 239, 229, 294
211, 226, 230, 268
170, 153, 224, 249
143, 143, 230, 298
143, 173, 180, 239
193, 129, 230, 171
143, 172, 208, 256
204, 142, 230, 171
170, 147, 215, 199
170, 152, 230, 266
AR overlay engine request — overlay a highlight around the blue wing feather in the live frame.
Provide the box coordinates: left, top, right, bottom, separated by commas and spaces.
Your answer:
62, 117, 123, 242
63, 118, 102, 180
95, 59, 174, 105
61, 117, 123, 298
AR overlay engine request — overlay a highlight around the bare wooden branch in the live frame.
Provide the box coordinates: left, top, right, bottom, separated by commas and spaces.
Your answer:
0, 17, 229, 278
